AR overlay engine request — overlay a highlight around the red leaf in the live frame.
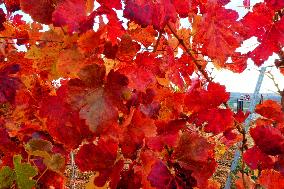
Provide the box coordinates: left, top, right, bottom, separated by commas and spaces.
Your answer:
102, 9, 125, 44
4, 0, 20, 12
78, 88, 119, 134
39, 95, 90, 149
147, 119, 186, 151
172, 0, 195, 18
75, 138, 118, 172
120, 110, 156, 159
52, 0, 87, 33
255, 100, 284, 122
97, 0, 122, 10
77, 64, 106, 88
37, 170, 65, 189
0, 64, 21, 104
0, 8, 6, 31
242, 3, 284, 65
259, 169, 284, 189
147, 160, 175, 189
234, 110, 249, 123
194, 108, 234, 134
250, 125, 284, 155
76, 138, 122, 188
117, 167, 142, 189
173, 131, 217, 188
20, 0, 55, 24
225, 53, 248, 73
124, 0, 176, 30
264, 0, 284, 11
0, 128, 21, 166
116, 34, 141, 62
193, 3, 244, 65
222, 129, 242, 147
243, 146, 274, 170
243, 0, 250, 8
274, 154, 284, 176
119, 52, 159, 91
185, 82, 229, 112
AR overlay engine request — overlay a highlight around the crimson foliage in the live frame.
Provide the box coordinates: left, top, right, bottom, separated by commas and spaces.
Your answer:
0, 0, 283, 188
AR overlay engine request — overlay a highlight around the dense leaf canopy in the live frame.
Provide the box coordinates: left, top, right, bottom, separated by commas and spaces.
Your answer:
0, 0, 283, 188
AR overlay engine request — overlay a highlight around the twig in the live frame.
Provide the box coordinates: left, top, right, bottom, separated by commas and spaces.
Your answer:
153, 32, 162, 53
70, 151, 76, 189
166, 23, 211, 82
265, 71, 282, 94
0, 36, 64, 43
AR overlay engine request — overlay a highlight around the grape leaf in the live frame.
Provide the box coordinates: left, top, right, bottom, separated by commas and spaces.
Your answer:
147, 160, 175, 189
242, 3, 284, 65
119, 52, 159, 91
13, 155, 38, 189
77, 30, 104, 54
194, 108, 234, 134
185, 82, 230, 112
25, 138, 53, 160
43, 154, 65, 173
275, 154, 284, 176
20, 0, 55, 24
0, 64, 21, 104
79, 87, 119, 133
37, 170, 65, 189
101, 9, 126, 44
0, 166, 15, 189
120, 110, 156, 158
147, 119, 186, 151
265, 0, 284, 11
39, 94, 89, 149
0, 128, 21, 167
124, 0, 176, 30
75, 138, 120, 187
52, 0, 87, 33
117, 167, 142, 189
173, 131, 217, 188
250, 125, 284, 155
0, 8, 6, 31
255, 100, 284, 122
193, 3, 244, 65
243, 145, 274, 170
259, 169, 284, 189
3, 0, 20, 12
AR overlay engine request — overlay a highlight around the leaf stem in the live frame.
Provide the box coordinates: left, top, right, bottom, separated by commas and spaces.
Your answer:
36, 167, 48, 183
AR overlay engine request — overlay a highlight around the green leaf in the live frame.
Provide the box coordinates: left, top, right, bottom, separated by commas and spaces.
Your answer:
0, 166, 15, 189
13, 155, 38, 189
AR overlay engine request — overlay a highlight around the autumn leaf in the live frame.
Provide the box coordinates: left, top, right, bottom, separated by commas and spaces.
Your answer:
147, 160, 175, 189
52, 0, 87, 33
259, 170, 284, 189
173, 131, 217, 188
193, 3, 244, 65
243, 145, 274, 170
20, 0, 55, 24
250, 125, 284, 155
0, 64, 21, 104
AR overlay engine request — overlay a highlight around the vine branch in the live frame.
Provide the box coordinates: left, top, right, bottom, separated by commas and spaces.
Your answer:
166, 23, 211, 82
0, 36, 64, 43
